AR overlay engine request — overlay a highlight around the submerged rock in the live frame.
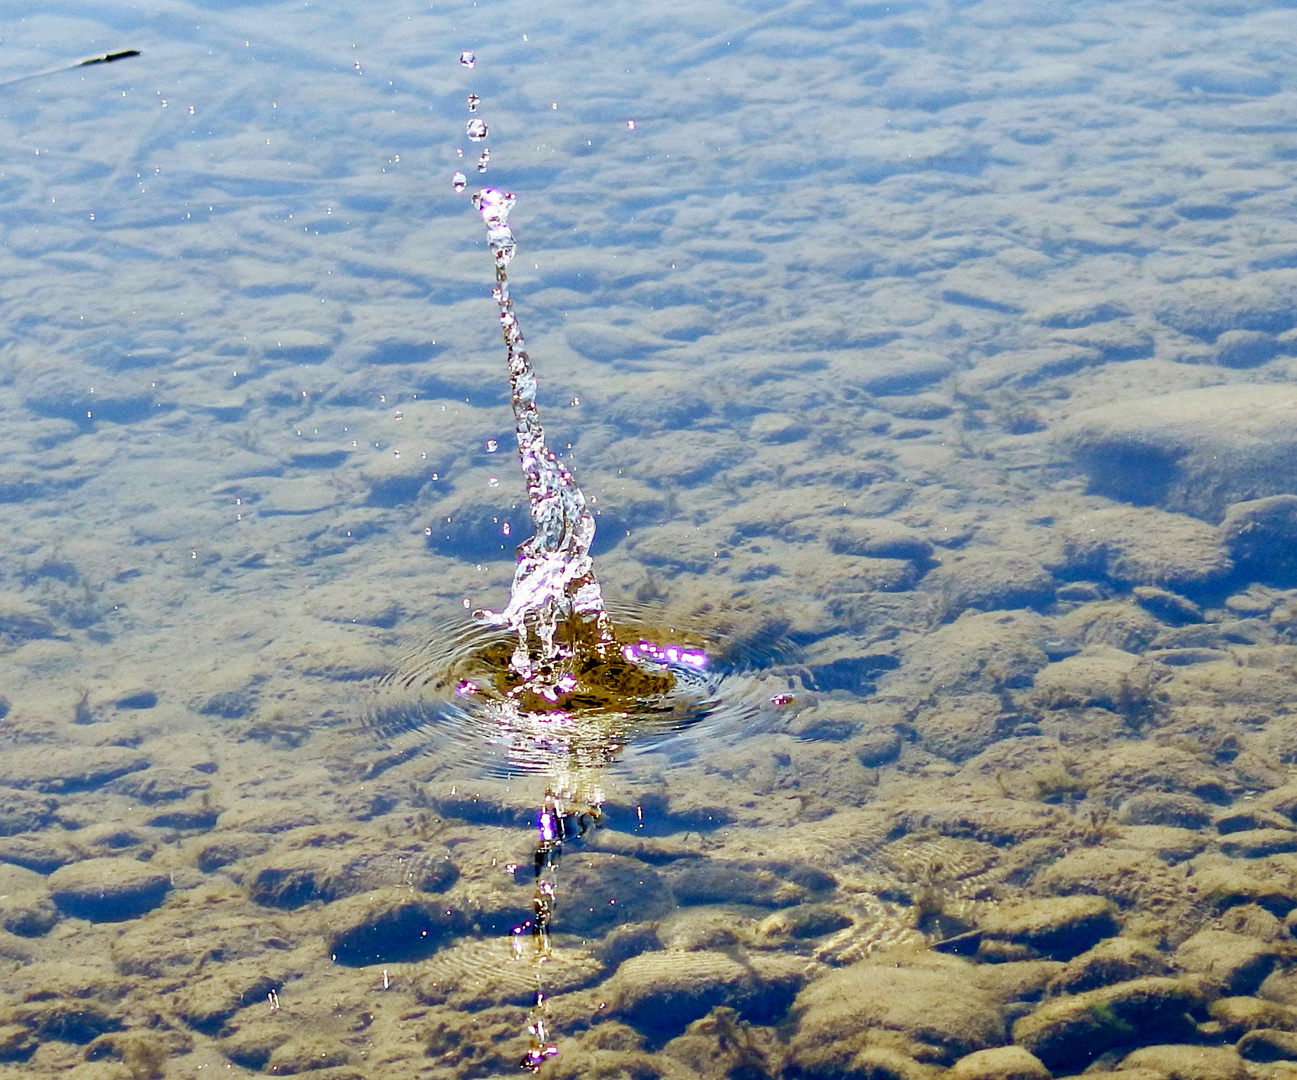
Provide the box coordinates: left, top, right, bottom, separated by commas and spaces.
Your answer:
608, 949, 804, 1038
1220, 495, 1297, 582
1118, 1043, 1248, 1080
326, 893, 467, 966
947, 1045, 1051, 1080
973, 895, 1120, 961
1175, 929, 1280, 995
1056, 506, 1232, 590
785, 955, 1007, 1073
47, 857, 170, 922
1012, 976, 1202, 1071
1046, 936, 1175, 995
1061, 385, 1297, 521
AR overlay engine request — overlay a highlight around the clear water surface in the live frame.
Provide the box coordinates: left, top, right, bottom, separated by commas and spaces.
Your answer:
2, 0, 1297, 1076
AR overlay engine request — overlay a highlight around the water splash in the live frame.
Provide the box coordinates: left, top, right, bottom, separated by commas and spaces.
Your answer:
399, 54, 780, 1072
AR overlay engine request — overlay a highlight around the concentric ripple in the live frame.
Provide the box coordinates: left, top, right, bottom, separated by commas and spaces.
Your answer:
365, 600, 800, 779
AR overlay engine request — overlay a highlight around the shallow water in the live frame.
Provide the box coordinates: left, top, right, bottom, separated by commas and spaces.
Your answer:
3, 0, 1297, 1076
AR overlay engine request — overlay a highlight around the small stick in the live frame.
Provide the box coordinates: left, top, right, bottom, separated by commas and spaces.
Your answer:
0, 49, 140, 89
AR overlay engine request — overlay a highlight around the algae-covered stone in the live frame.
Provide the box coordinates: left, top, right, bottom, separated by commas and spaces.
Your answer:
1236, 1027, 1297, 1062
1220, 495, 1297, 581
243, 841, 457, 910
1218, 829, 1297, 859
1119, 1043, 1247, 1080
1011, 976, 1202, 1071
0, 787, 56, 837
1047, 935, 1174, 994
1209, 996, 1297, 1040
265, 1035, 352, 1074
975, 895, 1120, 961
1031, 648, 1150, 711
47, 858, 170, 922
1056, 506, 1231, 589
786, 955, 1006, 1071
609, 949, 804, 1037
668, 860, 804, 909
555, 853, 673, 933
220, 1018, 292, 1070
926, 549, 1055, 618
1118, 792, 1212, 830
1187, 855, 1297, 916
0, 747, 149, 794
0, 888, 57, 937
174, 958, 289, 1033
947, 1045, 1051, 1080
1061, 384, 1297, 520
661, 1007, 782, 1080
1175, 929, 1279, 995
326, 892, 467, 966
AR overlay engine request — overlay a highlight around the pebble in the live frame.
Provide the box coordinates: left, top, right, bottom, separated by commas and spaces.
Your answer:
47, 857, 170, 922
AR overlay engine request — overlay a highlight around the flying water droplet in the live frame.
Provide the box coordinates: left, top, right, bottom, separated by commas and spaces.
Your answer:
452, 171, 468, 193
467, 118, 488, 141
467, 94, 480, 111
459, 50, 476, 68
477, 149, 491, 173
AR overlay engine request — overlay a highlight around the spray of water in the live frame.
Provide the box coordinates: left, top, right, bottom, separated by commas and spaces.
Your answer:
456, 61, 686, 1073
469, 185, 620, 688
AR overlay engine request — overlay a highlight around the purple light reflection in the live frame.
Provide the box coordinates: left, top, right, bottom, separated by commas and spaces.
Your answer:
621, 639, 708, 670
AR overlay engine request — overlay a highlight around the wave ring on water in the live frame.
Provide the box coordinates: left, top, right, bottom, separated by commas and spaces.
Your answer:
365, 602, 795, 779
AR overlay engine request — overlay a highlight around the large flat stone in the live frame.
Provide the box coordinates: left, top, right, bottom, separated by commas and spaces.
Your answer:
47, 857, 170, 922
1061, 385, 1297, 520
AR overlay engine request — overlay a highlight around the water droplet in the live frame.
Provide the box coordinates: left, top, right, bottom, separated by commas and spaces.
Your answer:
626, 119, 635, 130
502, 522, 512, 536
485, 439, 499, 453
452, 171, 467, 193
160, 99, 168, 108
467, 118, 488, 141
477, 149, 490, 172
472, 188, 515, 228
488, 476, 500, 487
188, 105, 196, 116
467, 94, 480, 111
459, 50, 476, 68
